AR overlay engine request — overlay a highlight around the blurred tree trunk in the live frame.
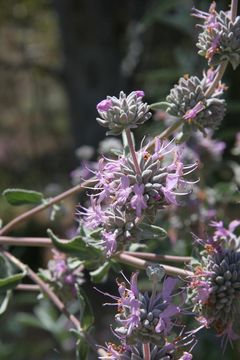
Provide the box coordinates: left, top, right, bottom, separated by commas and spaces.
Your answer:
53, 0, 147, 148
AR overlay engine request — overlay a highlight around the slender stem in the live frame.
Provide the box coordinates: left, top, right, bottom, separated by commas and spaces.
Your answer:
125, 251, 192, 263
1, 249, 106, 357
16, 284, 40, 291
125, 128, 141, 175
0, 236, 52, 247
146, 118, 183, 153
231, 0, 238, 21
115, 252, 193, 277
0, 178, 97, 236
143, 343, 151, 360
204, 62, 228, 98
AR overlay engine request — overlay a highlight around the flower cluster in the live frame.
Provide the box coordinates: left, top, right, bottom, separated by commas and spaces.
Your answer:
43, 250, 84, 301
96, 91, 152, 135
164, 73, 226, 137
100, 342, 193, 360
188, 220, 240, 346
192, 2, 240, 69
78, 138, 197, 256
98, 268, 195, 359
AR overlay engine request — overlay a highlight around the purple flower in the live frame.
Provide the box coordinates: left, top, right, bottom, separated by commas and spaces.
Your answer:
130, 184, 147, 217
189, 220, 240, 347
183, 101, 205, 122
192, 2, 219, 32
135, 90, 145, 98
117, 176, 132, 205
179, 352, 193, 360
102, 231, 117, 257
155, 303, 180, 335
78, 196, 105, 229
97, 99, 112, 112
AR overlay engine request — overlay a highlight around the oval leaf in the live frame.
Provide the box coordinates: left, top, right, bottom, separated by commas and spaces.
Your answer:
138, 223, 167, 239
2, 189, 43, 206
0, 271, 26, 292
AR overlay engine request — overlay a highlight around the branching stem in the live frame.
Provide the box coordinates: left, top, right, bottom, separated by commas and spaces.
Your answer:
116, 252, 193, 277
0, 178, 97, 236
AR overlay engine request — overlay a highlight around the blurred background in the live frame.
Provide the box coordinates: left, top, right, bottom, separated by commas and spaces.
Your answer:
0, 0, 240, 359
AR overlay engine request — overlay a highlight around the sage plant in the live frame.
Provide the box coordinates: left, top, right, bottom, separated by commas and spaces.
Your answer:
0, 1, 239, 360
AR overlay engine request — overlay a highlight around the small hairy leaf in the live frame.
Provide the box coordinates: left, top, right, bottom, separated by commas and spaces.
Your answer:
149, 101, 170, 111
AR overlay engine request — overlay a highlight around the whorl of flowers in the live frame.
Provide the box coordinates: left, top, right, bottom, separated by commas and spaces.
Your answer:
78, 139, 197, 256
99, 342, 193, 360
189, 220, 240, 345
98, 267, 195, 359
192, 2, 240, 69
164, 74, 226, 135
96, 91, 152, 135
100, 270, 182, 344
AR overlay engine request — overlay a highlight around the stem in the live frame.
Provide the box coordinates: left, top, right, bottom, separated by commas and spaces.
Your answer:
231, 0, 238, 21
143, 343, 151, 360
125, 251, 192, 263
115, 252, 193, 278
125, 128, 141, 175
16, 284, 40, 291
0, 178, 97, 236
146, 118, 183, 153
204, 62, 228, 98
0, 236, 52, 247
1, 249, 106, 357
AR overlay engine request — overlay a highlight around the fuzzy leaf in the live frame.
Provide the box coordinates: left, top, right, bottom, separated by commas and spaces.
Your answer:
2, 188, 43, 206
47, 229, 102, 268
